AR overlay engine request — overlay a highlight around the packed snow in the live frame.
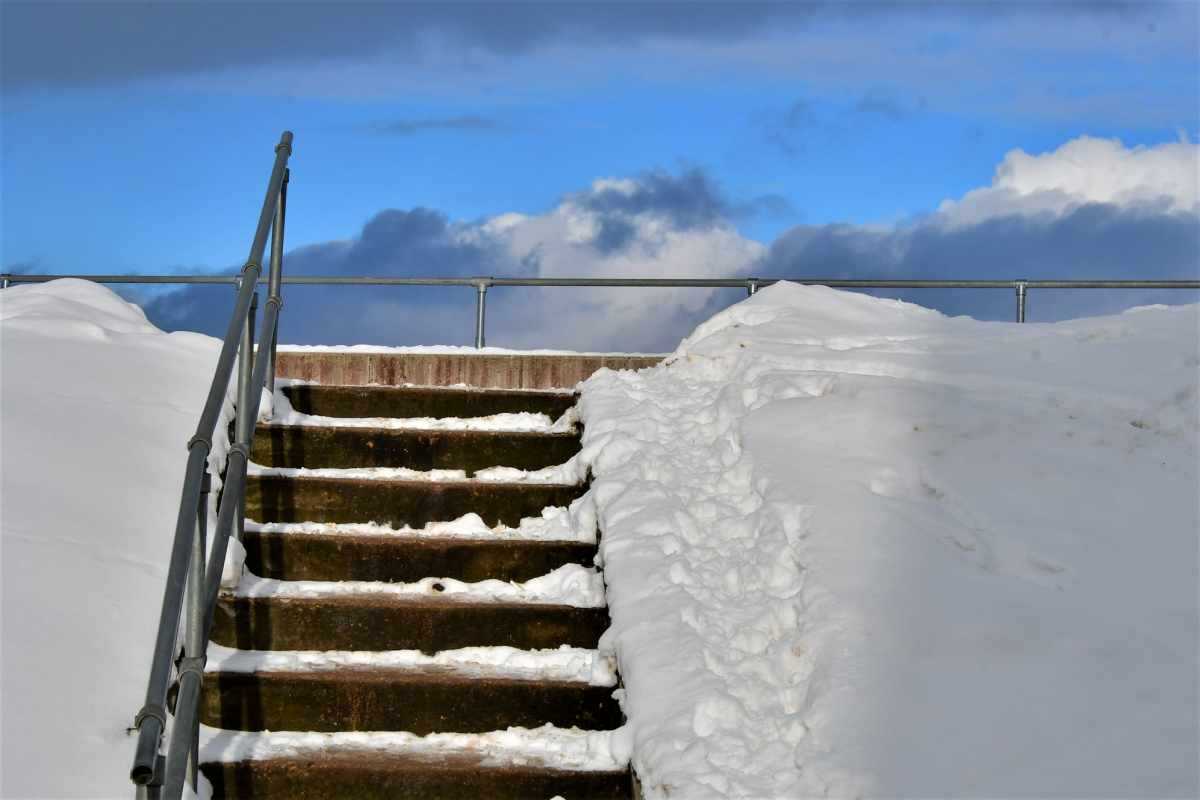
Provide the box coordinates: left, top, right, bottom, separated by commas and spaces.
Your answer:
558, 282, 1199, 798
0, 280, 229, 798
245, 506, 597, 543
3, 278, 1196, 799
235, 563, 607, 608
205, 642, 618, 686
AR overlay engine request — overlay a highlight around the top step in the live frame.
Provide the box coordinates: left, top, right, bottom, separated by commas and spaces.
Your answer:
276, 351, 662, 390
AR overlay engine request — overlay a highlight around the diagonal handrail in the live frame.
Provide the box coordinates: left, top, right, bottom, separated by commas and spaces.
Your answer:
129, 132, 292, 799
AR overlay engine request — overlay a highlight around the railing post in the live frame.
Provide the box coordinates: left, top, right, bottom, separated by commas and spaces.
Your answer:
183, 471, 209, 791
472, 278, 491, 348
1015, 279, 1028, 323
747, 278, 759, 296
265, 169, 288, 393
236, 291, 258, 544
1, 274, 10, 289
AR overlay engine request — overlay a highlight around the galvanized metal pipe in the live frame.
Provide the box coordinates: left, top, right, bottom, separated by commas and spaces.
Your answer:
183, 471, 208, 790
747, 279, 759, 296
9, 274, 1200, 290
161, 663, 203, 800
132, 131, 292, 790
265, 170, 288, 393
130, 444, 207, 785
1015, 279, 1028, 323
235, 293, 257, 545
473, 278, 490, 348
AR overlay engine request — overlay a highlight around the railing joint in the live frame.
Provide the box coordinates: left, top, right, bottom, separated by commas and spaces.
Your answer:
185, 434, 211, 452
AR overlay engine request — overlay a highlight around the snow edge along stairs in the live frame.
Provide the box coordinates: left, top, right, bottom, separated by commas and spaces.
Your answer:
197, 353, 659, 799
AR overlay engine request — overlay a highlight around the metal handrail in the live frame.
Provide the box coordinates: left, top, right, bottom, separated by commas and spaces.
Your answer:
127, 132, 292, 799
2, 273, 1196, 335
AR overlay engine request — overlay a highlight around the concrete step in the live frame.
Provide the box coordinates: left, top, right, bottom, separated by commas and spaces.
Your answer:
246, 476, 585, 528
201, 667, 621, 734
275, 350, 661, 389
282, 384, 577, 419
202, 756, 632, 800
210, 595, 610, 653
251, 425, 581, 472
245, 531, 596, 583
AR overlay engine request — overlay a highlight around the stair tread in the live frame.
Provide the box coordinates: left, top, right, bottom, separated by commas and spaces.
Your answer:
245, 530, 597, 583
282, 384, 578, 420
251, 424, 581, 472
246, 474, 587, 527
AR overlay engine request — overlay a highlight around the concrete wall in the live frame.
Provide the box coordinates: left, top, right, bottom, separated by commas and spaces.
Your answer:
275, 352, 663, 390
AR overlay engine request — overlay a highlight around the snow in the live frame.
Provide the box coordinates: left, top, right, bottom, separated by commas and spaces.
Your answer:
0, 279, 229, 798
245, 462, 576, 483
198, 725, 627, 772
235, 562, 606, 608
245, 506, 597, 543
205, 643, 618, 686
563, 282, 1198, 798
267, 379, 578, 432
4, 277, 1197, 799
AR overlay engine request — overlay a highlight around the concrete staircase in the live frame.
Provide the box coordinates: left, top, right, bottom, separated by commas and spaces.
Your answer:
197, 353, 658, 799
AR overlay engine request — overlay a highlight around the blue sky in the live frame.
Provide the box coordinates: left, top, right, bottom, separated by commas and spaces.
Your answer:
2, 2, 1197, 349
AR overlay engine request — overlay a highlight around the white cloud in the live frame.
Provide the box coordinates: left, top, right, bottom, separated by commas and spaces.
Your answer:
936, 134, 1199, 228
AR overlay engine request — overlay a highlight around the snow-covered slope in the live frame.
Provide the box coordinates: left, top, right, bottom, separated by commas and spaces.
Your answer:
0, 280, 227, 798
2, 279, 1196, 799
565, 283, 1198, 798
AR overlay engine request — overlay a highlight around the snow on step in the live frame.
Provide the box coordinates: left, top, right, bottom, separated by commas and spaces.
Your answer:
234, 563, 606, 608
244, 507, 597, 543
205, 643, 617, 686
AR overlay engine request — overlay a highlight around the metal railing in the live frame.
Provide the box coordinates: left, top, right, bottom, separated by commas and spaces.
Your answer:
3, 273, 1197, 346
122, 132, 292, 799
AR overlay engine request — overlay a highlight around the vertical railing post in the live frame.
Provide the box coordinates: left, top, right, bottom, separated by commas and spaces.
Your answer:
472, 278, 491, 348
265, 169, 288, 393
183, 470, 209, 791
1, 274, 10, 289
235, 291, 258, 544
1015, 279, 1028, 323
747, 278, 759, 296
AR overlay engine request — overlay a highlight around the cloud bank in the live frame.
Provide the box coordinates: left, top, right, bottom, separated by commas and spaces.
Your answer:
139, 135, 1198, 351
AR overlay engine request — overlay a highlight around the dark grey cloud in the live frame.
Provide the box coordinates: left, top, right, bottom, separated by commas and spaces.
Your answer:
759, 204, 1200, 321
138, 206, 514, 345
569, 166, 791, 254
133, 168, 1197, 351
2, 1, 1161, 92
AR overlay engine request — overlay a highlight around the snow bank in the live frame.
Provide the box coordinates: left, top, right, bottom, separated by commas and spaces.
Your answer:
568, 283, 1198, 798
0, 280, 226, 798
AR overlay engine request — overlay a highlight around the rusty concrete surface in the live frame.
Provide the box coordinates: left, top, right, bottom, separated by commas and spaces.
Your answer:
201, 756, 632, 799
251, 425, 582, 473
245, 532, 597, 583
201, 668, 622, 734
275, 351, 662, 389
282, 384, 579, 418
210, 595, 611, 653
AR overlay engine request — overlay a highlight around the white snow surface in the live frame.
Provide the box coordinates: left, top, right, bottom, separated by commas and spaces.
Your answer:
0, 280, 229, 798
205, 643, 618, 686
4, 278, 1198, 799
561, 283, 1199, 798
198, 724, 627, 772
234, 562, 606, 608
245, 506, 597, 543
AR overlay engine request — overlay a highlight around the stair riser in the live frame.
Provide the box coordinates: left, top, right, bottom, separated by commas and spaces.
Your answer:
246, 533, 597, 583
211, 597, 610, 653
201, 672, 621, 734
252, 426, 581, 472
246, 476, 586, 528
202, 760, 632, 800
283, 384, 578, 419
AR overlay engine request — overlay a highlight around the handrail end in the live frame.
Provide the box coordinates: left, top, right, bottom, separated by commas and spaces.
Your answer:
275, 131, 294, 154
